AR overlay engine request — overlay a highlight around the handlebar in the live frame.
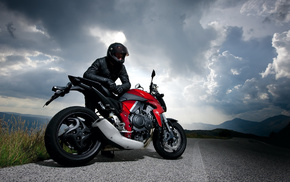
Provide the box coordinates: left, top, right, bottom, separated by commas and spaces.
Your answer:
43, 82, 72, 107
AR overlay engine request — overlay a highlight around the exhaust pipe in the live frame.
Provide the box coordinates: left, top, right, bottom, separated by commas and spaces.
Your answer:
92, 118, 144, 150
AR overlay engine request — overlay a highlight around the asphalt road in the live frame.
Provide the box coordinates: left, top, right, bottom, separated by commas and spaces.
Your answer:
1, 138, 290, 182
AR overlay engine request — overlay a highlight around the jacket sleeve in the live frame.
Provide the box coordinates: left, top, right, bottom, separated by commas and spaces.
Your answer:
83, 59, 109, 84
119, 66, 131, 92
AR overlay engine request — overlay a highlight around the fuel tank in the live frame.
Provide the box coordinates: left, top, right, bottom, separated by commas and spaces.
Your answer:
120, 89, 158, 103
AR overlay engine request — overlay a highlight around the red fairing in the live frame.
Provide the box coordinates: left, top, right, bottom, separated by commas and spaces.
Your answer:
124, 89, 164, 127
120, 100, 134, 138
126, 89, 156, 101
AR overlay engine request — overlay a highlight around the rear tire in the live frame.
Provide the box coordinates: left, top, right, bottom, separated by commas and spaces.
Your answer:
45, 106, 102, 166
153, 122, 187, 159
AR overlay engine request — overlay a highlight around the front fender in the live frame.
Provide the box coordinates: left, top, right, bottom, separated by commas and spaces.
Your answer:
166, 118, 178, 123
155, 115, 178, 129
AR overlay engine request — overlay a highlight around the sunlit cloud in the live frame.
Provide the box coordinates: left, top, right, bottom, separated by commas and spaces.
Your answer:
49, 67, 64, 72
262, 30, 290, 79
0, 48, 62, 76
89, 27, 127, 47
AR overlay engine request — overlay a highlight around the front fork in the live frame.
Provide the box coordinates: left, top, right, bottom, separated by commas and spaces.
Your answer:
161, 114, 177, 142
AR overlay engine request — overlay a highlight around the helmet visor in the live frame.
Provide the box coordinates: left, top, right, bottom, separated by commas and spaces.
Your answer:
115, 45, 129, 57
115, 52, 124, 60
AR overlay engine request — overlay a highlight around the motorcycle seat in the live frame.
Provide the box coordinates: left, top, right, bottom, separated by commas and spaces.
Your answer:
69, 75, 115, 98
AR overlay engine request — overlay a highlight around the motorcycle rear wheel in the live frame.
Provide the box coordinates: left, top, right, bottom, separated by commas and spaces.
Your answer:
153, 122, 187, 159
45, 106, 102, 166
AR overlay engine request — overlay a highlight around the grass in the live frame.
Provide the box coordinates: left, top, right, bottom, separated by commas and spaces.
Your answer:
0, 116, 49, 168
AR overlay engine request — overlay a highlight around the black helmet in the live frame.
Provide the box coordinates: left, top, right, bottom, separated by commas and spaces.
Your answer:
107, 42, 129, 65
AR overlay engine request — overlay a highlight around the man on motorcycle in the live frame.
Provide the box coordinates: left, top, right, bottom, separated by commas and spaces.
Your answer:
83, 42, 131, 111
83, 42, 131, 158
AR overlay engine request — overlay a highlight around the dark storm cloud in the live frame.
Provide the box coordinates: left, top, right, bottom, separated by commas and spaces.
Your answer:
1, 0, 290, 122
1, 0, 217, 70
1, 55, 24, 66
0, 0, 216, 101
1, 0, 107, 47
0, 58, 65, 101
220, 26, 276, 77
266, 77, 290, 110
263, 0, 290, 23
6, 22, 15, 38
0, 66, 67, 99
214, 0, 247, 8
208, 26, 275, 96
122, 0, 217, 76
0, 0, 109, 101
199, 25, 290, 117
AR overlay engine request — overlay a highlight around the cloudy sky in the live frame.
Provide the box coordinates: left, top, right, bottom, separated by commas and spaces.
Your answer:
0, 0, 290, 128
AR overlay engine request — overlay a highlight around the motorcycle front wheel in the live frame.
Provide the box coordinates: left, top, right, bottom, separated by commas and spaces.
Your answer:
45, 106, 102, 166
153, 121, 187, 159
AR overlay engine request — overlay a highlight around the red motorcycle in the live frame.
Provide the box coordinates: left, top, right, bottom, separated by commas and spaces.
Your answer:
44, 70, 187, 166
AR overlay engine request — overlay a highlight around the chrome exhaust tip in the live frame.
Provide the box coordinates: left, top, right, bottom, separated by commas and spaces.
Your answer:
93, 118, 144, 150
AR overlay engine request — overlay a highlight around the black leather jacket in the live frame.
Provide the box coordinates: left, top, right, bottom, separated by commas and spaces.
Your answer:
83, 57, 131, 92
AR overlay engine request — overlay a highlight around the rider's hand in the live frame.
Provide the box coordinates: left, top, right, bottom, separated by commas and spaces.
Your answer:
107, 79, 116, 91
115, 85, 124, 94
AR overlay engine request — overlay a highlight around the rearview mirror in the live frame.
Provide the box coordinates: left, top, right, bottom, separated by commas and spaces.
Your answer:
151, 70, 156, 78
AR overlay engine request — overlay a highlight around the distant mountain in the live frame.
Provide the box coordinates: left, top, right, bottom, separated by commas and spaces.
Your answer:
219, 118, 260, 134
268, 122, 290, 148
185, 122, 217, 130
185, 128, 265, 140
0, 112, 50, 129
185, 115, 290, 137
2, 111, 290, 138
259, 115, 290, 135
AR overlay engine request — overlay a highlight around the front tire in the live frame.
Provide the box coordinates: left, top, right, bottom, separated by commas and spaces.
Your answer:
45, 106, 102, 166
153, 122, 187, 159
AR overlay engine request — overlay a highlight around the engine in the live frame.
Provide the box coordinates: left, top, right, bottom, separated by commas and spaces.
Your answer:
129, 104, 154, 142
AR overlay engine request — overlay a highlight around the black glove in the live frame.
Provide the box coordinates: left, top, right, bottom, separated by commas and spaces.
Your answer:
115, 85, 124, 94
107, 79, 116, 91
